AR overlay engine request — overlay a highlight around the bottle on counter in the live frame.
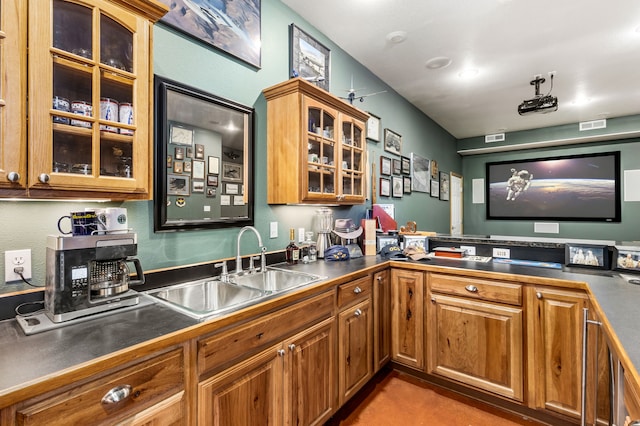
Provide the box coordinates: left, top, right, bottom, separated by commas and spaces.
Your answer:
305, 231, 317, 262
286, 228, 300, 264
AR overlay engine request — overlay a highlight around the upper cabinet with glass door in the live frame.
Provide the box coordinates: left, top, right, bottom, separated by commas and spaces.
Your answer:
26, 0, 167, 198
264, 78, 369, 205
0, 0, 27, 191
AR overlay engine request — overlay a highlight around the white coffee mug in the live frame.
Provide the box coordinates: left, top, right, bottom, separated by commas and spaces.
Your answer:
97, 207, 128, 233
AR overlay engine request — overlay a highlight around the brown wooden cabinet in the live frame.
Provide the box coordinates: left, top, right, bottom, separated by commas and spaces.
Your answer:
526, 286, 589, 420
0, 0, 27, 190
337, 276, 373, 405
390, 268, 424, 370
373, 269, 391, 372
427, 273, 524, 401
263, 77, 368, 205
0, 0, 166, 199
7, 346, 186, 426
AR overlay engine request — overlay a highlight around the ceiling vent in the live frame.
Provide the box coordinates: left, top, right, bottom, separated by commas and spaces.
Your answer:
579, 119, 607, 131
485, 133, 505, 143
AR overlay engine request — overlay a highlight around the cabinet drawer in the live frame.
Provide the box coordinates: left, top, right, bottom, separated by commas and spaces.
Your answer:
429, 273, 522, 306
198, 290, 334, 376
16, 348, 184, 425
338, 276, 371, 309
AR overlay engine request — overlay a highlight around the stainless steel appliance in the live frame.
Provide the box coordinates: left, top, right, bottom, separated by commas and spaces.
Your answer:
45, 233, 144, 322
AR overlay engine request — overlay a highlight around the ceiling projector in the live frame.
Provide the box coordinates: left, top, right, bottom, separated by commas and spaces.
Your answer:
517, 75, 558, 116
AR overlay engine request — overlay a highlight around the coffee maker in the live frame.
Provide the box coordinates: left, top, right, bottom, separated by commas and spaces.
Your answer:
45, 233, 145, 322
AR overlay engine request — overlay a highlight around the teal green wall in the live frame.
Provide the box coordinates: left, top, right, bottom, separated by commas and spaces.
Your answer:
0, 0, 458, 292
459, 116, 640, 240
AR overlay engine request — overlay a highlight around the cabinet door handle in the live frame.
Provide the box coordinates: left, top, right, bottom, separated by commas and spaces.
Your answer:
38, 173, 50, 184
288, 344, 296, 351
465, 284, 478, 293
353, 286, 362, 294
277, 349, 286, 357
536, 291, 543, 299
7, 172, 20, 182
101, 384, 132, 405
377, 276, 383, 282
354, 308, 362, 317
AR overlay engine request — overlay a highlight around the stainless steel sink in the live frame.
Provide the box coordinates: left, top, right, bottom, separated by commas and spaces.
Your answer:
230, 267, 324, 293
145, 278, 265, 320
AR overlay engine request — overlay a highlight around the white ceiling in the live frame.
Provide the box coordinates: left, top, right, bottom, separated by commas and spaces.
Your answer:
281, 0, 640, 139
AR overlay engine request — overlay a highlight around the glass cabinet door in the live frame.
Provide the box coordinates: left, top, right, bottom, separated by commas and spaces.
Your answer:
340, 118, 364, 199
29, 0, 151, 194
306, 103, 337, 200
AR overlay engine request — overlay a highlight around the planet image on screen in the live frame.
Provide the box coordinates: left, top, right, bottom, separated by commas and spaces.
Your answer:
489, 178, 616, 218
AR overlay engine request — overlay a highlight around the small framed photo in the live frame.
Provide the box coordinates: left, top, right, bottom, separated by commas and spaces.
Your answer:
290, 24, 330, 91
401, 156, 411, 175
170, 124, 193, 146
192, 180, 205, 193
410, 153, 430, 193
206, 187, 216, 198
431, 159, 439, 179
380, 156, 391, 176
614, 246, 640, 273
192, 160, 205, 180
183, 161, 192, 173
167, 155, 173, 168
173, 160, 183, 174
379, 178, 390, 197
403, 176, 412, 194
566, 243, 609, 269
195, 144, 205, 159
392, 176, 403, 198
186, 147, 193, 158
208, 156, 220, 174
439, 171, 450, 201
174, 146, 185, 160
167, 174, 189, 196
384, 128, 402, 156
430, 179, 440, 198
222, 162, 242, 182
225, 183, 240, 194
403, 235, 427, 250
366, 113, 381, 142
207, 174, 218, 187
392, 158, 401, 175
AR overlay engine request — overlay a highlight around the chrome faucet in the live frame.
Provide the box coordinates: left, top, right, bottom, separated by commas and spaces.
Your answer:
235, 226, 266, 274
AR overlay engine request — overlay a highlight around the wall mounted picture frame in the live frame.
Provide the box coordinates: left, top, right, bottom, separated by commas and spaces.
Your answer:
439, 171, 450, 201
174, 146, 185, 160
380, 156, 391, 176
380, 178, 390, 197
392, 158, 401, 175
208, 156, 220, 174
206, 187, 216, 198
392, 176, 403, 198
167, 155, 173, 168
565, 243, 609, 269
384, 128, 402, 156
430, 179, 440, 198
168, 174, 189, 196
614, 246, 640, 273
290, 24, 330, 91
195, 144, 205, 159
192, 180, 205, 193
431, 159, 439, 179
207, 174, 218, 187
226, 183, 240, 195
403, 176, 412, 194
170, 123, 193, 146
192, 160, 205, 180
173, 161, 183, 174
222, 162, 243, 182
401, 156, 411, 175
410, 152, 430, 193
366, 113, 381, 142
183, 161, 192, 173
158, 0, 261, 68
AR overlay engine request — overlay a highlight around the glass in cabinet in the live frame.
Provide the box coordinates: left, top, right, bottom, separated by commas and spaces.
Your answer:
306, 102, 337, 199
27, 0, 165, 196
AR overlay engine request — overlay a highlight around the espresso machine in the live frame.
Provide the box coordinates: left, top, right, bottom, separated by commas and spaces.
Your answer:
44, 233, 145, 323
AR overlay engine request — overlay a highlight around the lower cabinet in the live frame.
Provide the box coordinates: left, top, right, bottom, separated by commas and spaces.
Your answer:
337, 276, 373, 405
526, 286, 589, 420
390, 268, 424, 370
427, 273, 524, 402
9, 346, 186, 425
373, 269, 391, 372
198, 317, 337, 426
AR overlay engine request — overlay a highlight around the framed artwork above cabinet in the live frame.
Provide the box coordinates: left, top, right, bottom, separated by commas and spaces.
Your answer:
153, 75, 254, 232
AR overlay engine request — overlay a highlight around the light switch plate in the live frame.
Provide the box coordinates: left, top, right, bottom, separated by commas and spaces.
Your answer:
270, 222, 278, 239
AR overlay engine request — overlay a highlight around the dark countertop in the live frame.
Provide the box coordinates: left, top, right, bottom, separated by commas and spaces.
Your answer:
1, 254, 639, 405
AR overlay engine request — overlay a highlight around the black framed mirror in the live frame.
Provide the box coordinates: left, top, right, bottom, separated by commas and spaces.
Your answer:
154, 76, 254, 232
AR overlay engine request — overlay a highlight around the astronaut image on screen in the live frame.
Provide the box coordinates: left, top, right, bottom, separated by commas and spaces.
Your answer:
506, 168, 533, 201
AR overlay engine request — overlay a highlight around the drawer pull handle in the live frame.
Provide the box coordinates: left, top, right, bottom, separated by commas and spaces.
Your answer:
277, 349, 286, 357
7, 172, 20, 182
354, 308, 362, 317
465, 285, 478, 293
536, 292, 543, 299
102, 384, 132, 405
353, 286, 362, 294
288, 344, 296, 351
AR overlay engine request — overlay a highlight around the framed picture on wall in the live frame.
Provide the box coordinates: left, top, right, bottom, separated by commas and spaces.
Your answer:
168, 174, 189, 196
439, 171, 450, 201
403, 176, 412, 194
192, 180, 205, 193
410, 152, 430, 193
384, 128, 402, 156
392, 158, 401, 175
366, 113, 381, 142
290, 24, 330, 91
380, 156, 392, 176
380, 178, 390, 197
401, 156, 411, 175
170, 124, 193, 146
392, 176, 403, 198
222, 162, 243, 182
430, 179, 439, 198
208, 156, 220, 174
192, 160, 205, 180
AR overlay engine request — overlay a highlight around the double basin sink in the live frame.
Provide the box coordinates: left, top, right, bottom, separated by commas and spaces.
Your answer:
144, 267, 325, 321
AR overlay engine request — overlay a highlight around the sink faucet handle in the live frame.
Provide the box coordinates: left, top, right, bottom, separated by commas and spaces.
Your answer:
248, 255, 260, 273
214, 261, 229, 281
260, 246, 267, 272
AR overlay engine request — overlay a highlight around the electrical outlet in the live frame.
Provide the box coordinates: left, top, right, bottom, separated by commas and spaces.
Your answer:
270, 221, 278, 239
298, 228, 305, 243
5, 249, 32, 283
492, 248, 511, 259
